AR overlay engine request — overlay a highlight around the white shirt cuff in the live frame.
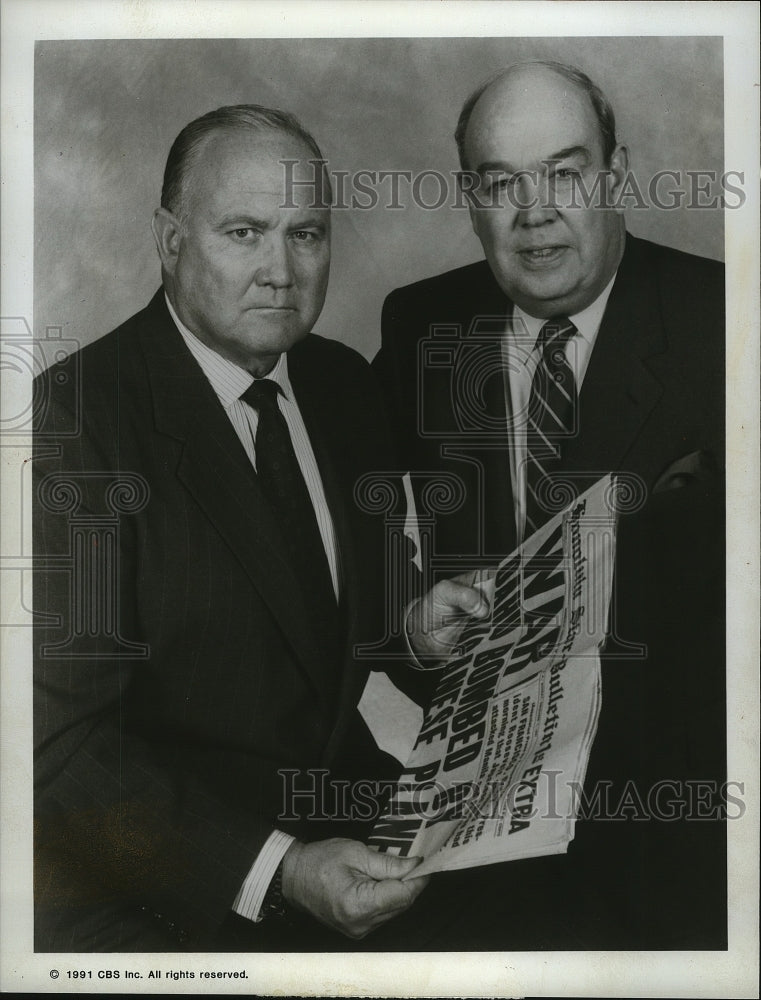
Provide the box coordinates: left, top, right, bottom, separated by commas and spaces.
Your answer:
231, 829, 295, 923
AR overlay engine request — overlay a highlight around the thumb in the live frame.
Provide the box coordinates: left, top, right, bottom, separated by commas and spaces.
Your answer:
439, 581, 489, 618
363, 849, 424, 881
460, 584, 490, 618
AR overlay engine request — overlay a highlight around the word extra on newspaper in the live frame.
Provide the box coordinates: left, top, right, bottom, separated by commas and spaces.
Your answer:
369, 473, 619, 877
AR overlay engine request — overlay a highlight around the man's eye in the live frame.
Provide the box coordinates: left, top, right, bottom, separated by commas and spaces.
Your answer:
486, 175, 515, 191
554, 168, 579, 180
231, 228, 257, 240
291, 230, 319, 243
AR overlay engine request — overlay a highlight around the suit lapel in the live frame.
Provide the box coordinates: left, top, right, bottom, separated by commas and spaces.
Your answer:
287, 346, 365, 722
465, 238, 666, 537
468, 267, 517, 557
563, 235, 666, 476
138, 292, 331, 696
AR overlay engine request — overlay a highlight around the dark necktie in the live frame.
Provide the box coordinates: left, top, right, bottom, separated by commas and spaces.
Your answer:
525, 317, 578, 536
241, 379, 340, 665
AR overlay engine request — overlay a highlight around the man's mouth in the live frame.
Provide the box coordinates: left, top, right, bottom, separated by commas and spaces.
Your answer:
518, 246, 567, 264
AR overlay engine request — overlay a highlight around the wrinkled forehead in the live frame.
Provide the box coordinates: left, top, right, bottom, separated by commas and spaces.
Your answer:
464, 68, 603, 170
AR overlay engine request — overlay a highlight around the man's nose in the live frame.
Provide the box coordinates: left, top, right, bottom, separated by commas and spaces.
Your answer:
514, 172, 558, 228
254, 237, 294, 287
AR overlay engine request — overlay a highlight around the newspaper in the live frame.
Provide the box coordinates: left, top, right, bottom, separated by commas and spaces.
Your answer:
369, 474, 618, 877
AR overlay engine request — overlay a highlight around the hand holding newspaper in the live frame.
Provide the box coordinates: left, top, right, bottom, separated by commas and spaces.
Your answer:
369, 474, 619, 877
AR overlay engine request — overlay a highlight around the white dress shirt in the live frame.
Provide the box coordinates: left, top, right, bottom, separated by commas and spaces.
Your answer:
505, 275, 617, 542
166, 295, 339, 923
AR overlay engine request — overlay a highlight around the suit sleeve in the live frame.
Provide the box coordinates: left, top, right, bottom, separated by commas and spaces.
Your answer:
33, 394, 275, 951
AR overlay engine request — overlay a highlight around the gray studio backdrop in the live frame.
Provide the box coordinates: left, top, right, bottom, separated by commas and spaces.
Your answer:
35, 36, 723, 360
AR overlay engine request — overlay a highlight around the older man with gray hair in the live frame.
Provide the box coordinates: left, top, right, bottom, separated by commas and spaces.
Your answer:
33, 103, 484, 952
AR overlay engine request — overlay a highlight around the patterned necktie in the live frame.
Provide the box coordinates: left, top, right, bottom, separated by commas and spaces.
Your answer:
241, 379, 340, 663
524, 317, 578, 536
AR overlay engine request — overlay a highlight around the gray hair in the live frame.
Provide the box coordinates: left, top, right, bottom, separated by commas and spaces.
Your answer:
455, 61, 618, 169
161, 104, 330, 218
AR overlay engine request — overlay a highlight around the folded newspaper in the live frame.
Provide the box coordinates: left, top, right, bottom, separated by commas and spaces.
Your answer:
369, 473, 619, 877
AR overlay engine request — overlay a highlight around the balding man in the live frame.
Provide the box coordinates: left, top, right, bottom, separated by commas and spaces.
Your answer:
372, 62, 726, 948
33, 104, 483, 952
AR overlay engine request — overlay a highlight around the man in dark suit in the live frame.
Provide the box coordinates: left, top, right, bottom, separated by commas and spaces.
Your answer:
372, 62, 726, 948
33, 104, 483, 952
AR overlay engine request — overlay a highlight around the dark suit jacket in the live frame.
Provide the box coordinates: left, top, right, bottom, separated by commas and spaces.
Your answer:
374, 233, 724, 562
370, 234, 727, 949
33, 291, 402, 952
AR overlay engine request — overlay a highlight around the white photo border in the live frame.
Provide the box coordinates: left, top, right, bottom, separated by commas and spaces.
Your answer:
1, 1, 758, 996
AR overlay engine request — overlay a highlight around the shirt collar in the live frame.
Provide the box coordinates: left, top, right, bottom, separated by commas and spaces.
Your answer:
512, 271, 618, 352
165, 292, 292, 407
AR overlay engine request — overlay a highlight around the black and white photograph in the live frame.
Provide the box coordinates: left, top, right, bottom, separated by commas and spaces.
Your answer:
1, 1, 758, 996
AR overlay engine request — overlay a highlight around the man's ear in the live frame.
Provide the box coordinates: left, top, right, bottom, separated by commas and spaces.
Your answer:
607, 144, 630, 208
151, 207, 183, 274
